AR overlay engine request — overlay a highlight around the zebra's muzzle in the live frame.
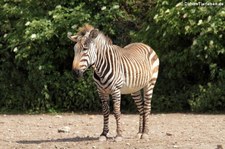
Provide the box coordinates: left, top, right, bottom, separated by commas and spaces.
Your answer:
73, 69, 84, 78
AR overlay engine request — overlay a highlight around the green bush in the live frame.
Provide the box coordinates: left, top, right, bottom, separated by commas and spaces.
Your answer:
189, 74, 225, 112
0, 0, 139, 113
138, 0, 225, 112
1, 0, 225, 113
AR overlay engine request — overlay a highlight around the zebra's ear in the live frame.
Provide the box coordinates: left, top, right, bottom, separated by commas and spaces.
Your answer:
90, 29, 99, 39
67, 32, 78, 42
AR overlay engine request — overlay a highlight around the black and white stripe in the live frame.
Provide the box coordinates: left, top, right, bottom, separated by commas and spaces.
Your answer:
69, 26, 159, 141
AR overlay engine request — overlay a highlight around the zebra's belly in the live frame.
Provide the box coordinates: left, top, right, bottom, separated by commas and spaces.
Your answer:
120, 85, 144, 94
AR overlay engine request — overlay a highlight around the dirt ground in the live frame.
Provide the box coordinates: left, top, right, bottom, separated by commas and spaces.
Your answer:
0, 113, 224, 149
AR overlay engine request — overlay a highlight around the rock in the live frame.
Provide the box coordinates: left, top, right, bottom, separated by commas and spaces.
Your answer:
55, 115, 62, 118
173, 145, 179, 148
58, 126, 70, 133
89, 115, 95, 120
166, 133, 172, 136
217, 145, 223, 149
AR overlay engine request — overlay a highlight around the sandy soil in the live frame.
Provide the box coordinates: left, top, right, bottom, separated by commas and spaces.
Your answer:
0, 113, 224, 149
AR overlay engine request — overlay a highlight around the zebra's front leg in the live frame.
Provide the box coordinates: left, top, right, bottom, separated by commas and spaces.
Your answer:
112, 90, 123, 141
99, 93, 110, 141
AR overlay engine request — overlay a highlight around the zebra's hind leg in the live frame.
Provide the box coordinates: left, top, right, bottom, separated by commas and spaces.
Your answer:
99, 93, 110, 141
131, 91, 144, 139
142, 81, 156, 139
112, 90, 123, 141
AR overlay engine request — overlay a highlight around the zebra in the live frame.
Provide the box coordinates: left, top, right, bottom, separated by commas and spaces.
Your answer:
68, 24, 159, 141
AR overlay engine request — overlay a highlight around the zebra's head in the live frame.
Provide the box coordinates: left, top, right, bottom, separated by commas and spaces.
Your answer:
68, 25, 99, 77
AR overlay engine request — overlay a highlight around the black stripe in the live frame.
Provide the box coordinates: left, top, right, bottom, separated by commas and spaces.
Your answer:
101, 56, 110, 78
94, 72, 101, 82
103, 50, 116, 88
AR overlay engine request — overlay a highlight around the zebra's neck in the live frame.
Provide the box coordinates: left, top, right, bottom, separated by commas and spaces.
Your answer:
93, 33, 121, 84
95, 33, 113, 48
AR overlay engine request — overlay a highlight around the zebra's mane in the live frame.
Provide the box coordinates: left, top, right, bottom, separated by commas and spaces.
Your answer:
77, 24, 113, 45
97, 32, 113, 45
77, 24, 94, 36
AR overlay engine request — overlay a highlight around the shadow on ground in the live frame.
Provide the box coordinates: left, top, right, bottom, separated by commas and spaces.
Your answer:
17, 136, 99, 144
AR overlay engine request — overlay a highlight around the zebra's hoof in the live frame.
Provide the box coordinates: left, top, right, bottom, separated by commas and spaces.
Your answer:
141, 133, 149, 139
136, 133, 142, 139
115, 136, 123, 142
99, 135, 107, 141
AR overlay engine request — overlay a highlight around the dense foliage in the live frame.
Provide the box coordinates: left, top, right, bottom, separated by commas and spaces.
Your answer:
0, 0, 141, 113
0, 0, 224, 113
138, 0, 225, 112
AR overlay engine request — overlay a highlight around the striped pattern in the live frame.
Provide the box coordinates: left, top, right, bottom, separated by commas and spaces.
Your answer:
70, 25, 159, 140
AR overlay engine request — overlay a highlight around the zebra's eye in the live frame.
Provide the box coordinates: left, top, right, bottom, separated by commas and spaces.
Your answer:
83, 45, 88, 51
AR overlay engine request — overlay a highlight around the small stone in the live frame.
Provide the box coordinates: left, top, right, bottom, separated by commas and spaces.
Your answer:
126, 143, 130, 146
173, 145, 179, 148
89, 115, 95, 120
217, 145, 223, 149
55, 115, 62, 118
58, 126, 70, 133
68, 122, 73, 125
92, 146, 96, 149
166, 133, 172, 136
